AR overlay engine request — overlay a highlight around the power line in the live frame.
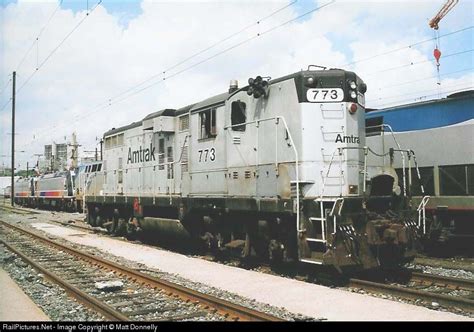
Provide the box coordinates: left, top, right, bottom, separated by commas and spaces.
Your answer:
19, 1, 335, 148
373, 67, 473, 90
0, 99, 12, 113
363, 48, 474, 77
0, 78, 12, 97
367, 81, 472, 104
97, 0, 298, 111
108, 0, 336, 108
369, 86, 473, 108
15, 0, 63, 72
342, 25, 473, 68
16, 0, 103, 95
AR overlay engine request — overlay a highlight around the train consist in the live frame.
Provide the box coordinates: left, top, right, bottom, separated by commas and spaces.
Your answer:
366, 90, 473, 254
8, 160, 104, 212
10, 67, 431, 271
12, 171, 76, 211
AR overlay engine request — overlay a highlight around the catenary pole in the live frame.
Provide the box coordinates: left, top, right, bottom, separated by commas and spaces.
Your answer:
11, 71, 16, 206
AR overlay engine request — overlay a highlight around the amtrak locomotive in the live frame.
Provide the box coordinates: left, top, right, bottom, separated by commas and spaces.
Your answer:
81, 66, 425, 271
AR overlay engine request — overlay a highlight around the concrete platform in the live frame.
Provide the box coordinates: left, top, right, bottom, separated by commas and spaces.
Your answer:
32, 222, 473, 321
0, 268, 49, 321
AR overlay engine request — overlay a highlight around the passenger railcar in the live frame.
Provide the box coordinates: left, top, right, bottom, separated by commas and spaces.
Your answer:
75, 161, 104, 212
366, 90, 474, 254
13, 171, 75, 211
84, 66, 426, 271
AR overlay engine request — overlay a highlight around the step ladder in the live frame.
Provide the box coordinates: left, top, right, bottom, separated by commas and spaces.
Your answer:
301, 198, 344, 265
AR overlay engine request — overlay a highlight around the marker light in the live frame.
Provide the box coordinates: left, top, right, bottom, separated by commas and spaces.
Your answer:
349, 103, 358, 114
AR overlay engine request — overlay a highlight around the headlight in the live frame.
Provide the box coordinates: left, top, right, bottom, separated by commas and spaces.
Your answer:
304, 76, 316, 87
358, 82, 367, 94
350, 90, 357, 99
349, 80, 357, 89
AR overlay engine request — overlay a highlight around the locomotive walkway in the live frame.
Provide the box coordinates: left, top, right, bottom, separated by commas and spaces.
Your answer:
28, 222, 472, 321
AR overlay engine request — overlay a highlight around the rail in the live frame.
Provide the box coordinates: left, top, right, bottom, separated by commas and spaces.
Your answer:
0, 220, 284, 321
349, 275, 474, 313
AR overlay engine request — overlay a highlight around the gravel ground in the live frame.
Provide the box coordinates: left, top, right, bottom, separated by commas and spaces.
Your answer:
1, 207, 471, 321
342, 285, 473, 318
406, 262, 474, 280
414, 256, 474, 273
0, 244, 104, 321
0, 211, 317, 321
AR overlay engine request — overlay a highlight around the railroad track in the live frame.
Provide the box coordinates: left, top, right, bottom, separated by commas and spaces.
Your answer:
0, 203, 38, 215
0, 219, 283, 321
349, 272, 474, 313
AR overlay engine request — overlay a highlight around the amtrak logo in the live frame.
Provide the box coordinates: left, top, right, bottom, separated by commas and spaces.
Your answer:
127, 144, 156, 164
335, 134, 360, 144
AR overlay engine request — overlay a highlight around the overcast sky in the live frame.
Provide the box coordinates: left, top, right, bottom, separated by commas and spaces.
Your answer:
0, 0, 473, 169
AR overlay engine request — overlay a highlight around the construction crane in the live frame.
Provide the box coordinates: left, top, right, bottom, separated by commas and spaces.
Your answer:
429, 0, 459, 30
428, 0, 459, 84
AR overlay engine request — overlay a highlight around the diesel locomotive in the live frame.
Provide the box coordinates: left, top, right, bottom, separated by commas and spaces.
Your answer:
81, 66, 426, 271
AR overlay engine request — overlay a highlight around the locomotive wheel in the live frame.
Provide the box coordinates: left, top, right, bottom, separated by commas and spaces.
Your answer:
95, 215, 102, 227
125, 217, 141, 240
86, 210, 95, 226
113, 218, 127, 236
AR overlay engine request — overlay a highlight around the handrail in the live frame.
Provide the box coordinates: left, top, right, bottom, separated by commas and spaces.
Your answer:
320, 146, 369, 198
366, 124, 406, 196
417, 195, 430, 235
330, 197, 344, 233
319, 148, 340, 198
225, 116, 300, 234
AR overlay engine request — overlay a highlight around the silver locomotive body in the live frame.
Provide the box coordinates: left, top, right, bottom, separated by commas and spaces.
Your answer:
85, 68, 420, 270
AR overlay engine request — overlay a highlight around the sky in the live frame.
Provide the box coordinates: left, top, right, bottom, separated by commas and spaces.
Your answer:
0, 0, 473, 170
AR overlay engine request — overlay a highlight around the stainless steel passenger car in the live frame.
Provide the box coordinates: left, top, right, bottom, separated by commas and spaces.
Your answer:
366, 90, 474, 254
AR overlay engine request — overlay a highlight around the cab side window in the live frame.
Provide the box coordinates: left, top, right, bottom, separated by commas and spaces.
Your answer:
231, 101, 246, 131
199, 108, 217, 139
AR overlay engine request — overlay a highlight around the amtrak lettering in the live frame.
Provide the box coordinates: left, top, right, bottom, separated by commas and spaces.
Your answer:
127, 144, 156, 163
335, 134, 360, 144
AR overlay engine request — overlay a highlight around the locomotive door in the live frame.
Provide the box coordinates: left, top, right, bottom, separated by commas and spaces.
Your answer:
189, 105, 227, 195
225, 93, 257, 197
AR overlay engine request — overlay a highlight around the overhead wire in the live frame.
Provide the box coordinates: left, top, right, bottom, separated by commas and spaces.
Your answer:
16, 0, 103, 95
363, 49, 473, 77
0, 78, 12, 97
14, 0, 63, 72
367, 81, 473, 104
18, 0, 335, 148
95, 0, 298, 111
15, 2, 472, 153
369, 86, 473, 108
104, 0, 335, 108
374, 67, 473, 90
341, 25, 473, 68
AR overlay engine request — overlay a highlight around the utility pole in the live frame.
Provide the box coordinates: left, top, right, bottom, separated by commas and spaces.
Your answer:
11, 71, 16, 207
